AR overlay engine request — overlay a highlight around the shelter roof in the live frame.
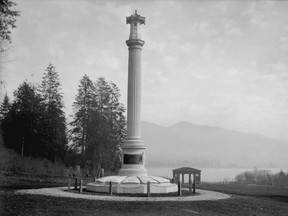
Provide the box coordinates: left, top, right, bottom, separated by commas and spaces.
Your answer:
172, 167, 202, 173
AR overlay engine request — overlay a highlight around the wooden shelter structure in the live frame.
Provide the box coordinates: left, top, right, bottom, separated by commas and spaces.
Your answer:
172, 167, 201, 184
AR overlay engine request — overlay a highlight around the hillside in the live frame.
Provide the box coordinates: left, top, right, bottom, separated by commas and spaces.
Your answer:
141, 121, 288, 168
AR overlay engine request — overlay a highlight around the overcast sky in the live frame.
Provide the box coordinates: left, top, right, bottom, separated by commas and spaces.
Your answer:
2, 0, 288, 140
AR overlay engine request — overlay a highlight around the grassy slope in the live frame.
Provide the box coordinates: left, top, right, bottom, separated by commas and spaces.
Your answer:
1, 173, 288, 216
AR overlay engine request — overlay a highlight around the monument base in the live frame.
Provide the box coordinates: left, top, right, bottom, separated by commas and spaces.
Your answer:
120, 138, 148, 177
118, 164, 147, 177
86, 175, 178, 194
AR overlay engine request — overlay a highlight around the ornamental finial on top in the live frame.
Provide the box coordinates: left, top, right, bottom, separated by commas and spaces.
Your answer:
126, 10, 145, 25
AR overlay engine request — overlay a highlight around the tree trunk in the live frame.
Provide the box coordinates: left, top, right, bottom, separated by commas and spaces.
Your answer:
21, 135, 24, 157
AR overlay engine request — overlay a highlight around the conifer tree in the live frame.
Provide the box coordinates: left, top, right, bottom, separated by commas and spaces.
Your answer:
1, 65, 67, 162
90, 77, 126, 172
0, 94, 11, 121
1, 82, 45, 157
39, 63, 67, 161
70, 75, 95, 164
70, 75, 126, 174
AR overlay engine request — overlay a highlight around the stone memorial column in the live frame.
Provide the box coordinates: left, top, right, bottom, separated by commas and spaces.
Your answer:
118, 10, 147, 177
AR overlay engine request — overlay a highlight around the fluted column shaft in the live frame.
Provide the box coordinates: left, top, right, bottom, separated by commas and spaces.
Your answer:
126, 40, 144, 139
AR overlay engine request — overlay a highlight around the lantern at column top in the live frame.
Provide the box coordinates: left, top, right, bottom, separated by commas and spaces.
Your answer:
126, 10, 145, 40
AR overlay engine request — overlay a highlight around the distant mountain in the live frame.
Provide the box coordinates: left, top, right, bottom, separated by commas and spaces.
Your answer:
141, 121, 288, 168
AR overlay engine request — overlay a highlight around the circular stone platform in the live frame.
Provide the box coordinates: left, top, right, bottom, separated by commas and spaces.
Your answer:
86, 175, 178, 194
16, 187, 230, 202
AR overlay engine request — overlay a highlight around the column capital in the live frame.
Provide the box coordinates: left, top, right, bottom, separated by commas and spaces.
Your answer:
126, 39, 145, 48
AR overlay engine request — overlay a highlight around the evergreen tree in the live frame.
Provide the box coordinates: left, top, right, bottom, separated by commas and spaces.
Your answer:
90, 77, 126, 172
1, 65, 67, 162
70, 75, 126, 174
1, 81, 45, 157
70, 75, 95, 164
0, 94, 11, 121
39, 63, 67, 161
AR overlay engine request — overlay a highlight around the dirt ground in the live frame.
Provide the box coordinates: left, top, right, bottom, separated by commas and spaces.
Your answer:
1, 173, 288, 216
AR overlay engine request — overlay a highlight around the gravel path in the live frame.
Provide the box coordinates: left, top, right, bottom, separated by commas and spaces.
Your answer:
16, 187, 230, 202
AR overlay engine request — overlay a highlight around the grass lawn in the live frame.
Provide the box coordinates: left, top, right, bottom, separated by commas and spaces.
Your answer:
1, 173, 288, 216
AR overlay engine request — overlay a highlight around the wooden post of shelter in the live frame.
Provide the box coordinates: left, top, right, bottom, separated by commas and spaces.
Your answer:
193, 178, 196, 194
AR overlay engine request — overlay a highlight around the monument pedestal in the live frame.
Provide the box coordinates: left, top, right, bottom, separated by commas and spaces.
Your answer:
118, 138, 147, 176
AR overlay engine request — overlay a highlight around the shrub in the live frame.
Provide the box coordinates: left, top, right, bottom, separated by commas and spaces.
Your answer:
0, 142, 72, 176
235, 168, 288, 186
